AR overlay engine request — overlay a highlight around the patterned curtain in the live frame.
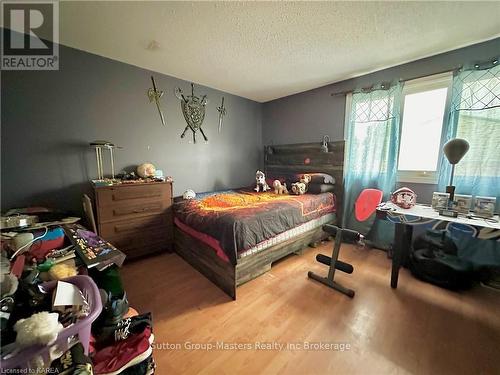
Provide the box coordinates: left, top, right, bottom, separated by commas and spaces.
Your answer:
438, 64, 500, 205
342, 85, 402, 248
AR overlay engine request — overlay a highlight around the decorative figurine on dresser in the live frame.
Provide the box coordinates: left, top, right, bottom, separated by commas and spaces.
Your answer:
92, 175, 174, 259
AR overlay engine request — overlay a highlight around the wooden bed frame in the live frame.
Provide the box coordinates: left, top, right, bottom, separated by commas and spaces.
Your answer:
174, 141, 345, 299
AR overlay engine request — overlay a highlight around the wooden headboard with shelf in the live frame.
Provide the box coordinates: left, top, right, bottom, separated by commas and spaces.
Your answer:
264, 140, 345, 224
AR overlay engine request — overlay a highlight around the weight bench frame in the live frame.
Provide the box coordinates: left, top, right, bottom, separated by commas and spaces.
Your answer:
308, 224, 360, 298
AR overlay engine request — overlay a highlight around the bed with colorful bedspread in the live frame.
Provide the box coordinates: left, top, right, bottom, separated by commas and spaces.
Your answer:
174, 188, 336, 265
173, 140, 345, 299
173, 188, 337, 299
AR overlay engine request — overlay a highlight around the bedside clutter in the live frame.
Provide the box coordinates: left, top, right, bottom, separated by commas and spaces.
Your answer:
94, 181, 174, 259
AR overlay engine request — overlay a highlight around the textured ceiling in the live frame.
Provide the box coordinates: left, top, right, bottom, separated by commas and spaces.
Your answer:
57, 1, 500, 102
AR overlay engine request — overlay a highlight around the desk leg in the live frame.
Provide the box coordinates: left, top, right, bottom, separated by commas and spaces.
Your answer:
391, 223, 413, 288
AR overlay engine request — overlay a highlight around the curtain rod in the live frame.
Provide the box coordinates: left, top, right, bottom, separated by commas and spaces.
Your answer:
330, 66, 462, 97
398, 66, 461, 83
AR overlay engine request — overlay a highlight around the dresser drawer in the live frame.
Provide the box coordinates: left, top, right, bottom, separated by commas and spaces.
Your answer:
94, 181, 173, 258
98, 200, 170, 223
99, 214, 171, 238
96, 184, 171, 207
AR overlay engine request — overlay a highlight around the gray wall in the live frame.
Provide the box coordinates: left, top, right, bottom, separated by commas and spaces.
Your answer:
3, 37, 499, 213
1, 44, 262, 214
262, 38, 500, 203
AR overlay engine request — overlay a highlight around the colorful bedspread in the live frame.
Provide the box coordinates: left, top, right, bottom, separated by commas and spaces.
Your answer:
173, 189, 335, 264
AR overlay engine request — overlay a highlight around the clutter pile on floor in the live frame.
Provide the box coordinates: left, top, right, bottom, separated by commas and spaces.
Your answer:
1, 219, 155, 374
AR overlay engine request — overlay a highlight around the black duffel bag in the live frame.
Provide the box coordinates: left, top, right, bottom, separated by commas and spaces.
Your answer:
409, 229, 474, 290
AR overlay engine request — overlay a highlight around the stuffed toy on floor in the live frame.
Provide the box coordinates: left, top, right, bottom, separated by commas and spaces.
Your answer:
14, 311, 63, 348
14, 311, 65, 369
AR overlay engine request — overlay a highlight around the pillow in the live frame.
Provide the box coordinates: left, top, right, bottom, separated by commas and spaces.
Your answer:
307, 183, 336, 194
307, 173, 336, 185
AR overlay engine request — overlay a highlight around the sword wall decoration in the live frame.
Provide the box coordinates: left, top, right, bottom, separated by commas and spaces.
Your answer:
175, 83, 208, 144
147, 76, 166, 126
217, 97, 227, 133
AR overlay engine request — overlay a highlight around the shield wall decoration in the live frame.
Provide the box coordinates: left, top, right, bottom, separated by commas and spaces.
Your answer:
175, 83, 208, 143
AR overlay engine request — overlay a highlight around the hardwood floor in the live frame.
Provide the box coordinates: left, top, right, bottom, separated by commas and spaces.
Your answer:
122, 242, 500, 375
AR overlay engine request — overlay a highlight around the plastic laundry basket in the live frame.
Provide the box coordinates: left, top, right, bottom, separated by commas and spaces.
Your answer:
1, 275, 103, 370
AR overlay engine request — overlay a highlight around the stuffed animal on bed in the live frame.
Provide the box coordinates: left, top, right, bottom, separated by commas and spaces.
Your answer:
300, 174, 312, 186
273, 180, 288, 194
291, 182, 307, 195
183, 189, 196, 200
255, 170, 271, 192
291, 174, 311, 195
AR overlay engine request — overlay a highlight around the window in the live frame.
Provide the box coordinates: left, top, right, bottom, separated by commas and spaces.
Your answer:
397, 73, 453, 183
453, 75, 500, 180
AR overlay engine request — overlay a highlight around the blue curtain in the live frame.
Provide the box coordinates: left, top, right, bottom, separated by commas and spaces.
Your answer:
342, 85, 402, 248
438, 65, 500, 206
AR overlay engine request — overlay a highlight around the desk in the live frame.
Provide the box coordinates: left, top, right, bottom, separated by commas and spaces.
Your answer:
376, 202, 500, 288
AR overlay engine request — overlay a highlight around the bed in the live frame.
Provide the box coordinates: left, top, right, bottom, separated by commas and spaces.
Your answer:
173, 141, 345, 299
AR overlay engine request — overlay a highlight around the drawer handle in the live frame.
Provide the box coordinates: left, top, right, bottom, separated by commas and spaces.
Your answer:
112, 192, 162, 201
113, 206, 160, 216
114, 219, 165, 233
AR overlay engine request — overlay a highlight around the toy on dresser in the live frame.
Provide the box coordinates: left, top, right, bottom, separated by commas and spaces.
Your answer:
254, 170, 271, 192
291, 174, 311, 195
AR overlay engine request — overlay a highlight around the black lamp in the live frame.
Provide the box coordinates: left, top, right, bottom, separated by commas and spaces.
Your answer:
443, 138, 469, 201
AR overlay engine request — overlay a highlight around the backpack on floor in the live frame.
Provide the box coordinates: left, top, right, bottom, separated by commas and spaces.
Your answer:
409, 229, 474, 290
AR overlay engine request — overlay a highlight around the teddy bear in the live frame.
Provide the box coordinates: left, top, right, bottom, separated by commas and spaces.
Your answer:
273, 180, 288, 194
255, 170, 271, 192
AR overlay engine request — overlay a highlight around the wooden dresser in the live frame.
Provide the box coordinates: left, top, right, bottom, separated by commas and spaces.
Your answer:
94, 181, 173, 259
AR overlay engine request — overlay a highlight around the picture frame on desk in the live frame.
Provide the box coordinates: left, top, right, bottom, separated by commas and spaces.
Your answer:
473, 196, 496, 218
452, 194, 472, 214
432, 192, 449, 210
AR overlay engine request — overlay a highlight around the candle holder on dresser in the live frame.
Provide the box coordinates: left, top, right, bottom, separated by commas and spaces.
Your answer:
90, 140, 122, 181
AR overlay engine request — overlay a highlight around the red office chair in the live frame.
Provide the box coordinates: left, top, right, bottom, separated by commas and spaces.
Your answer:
354, 188, 384, 223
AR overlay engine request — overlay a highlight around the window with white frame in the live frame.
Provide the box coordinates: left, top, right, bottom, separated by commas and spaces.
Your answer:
397, 72, 453, 183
